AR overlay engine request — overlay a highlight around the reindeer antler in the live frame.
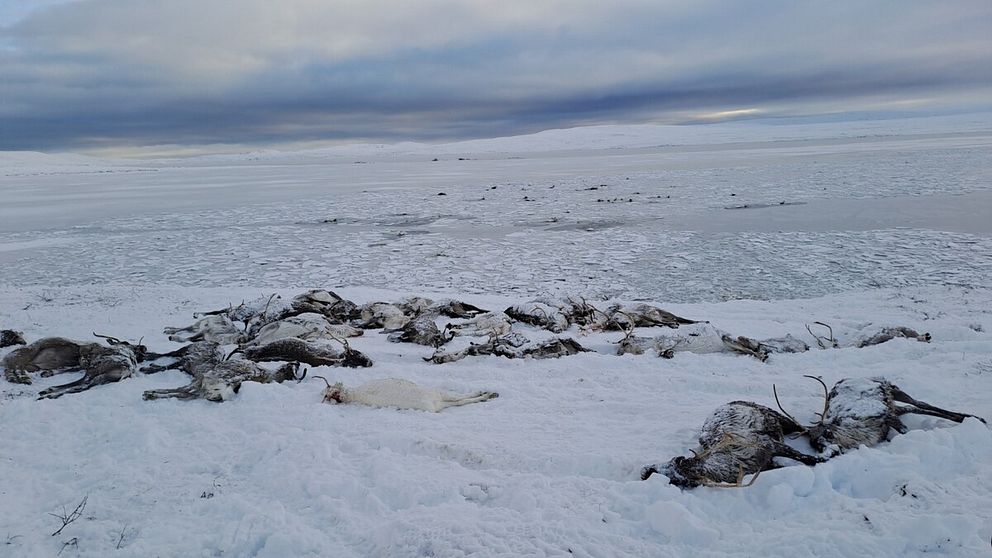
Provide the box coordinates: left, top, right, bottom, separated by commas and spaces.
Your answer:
93, 332, 122, 345
804, 374, 830, 423
773, 383, 801, 426
312, 375, 331, 388
805, 321, 837, 349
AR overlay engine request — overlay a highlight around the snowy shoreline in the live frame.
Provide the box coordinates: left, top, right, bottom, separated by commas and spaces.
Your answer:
2, 284, 990, 556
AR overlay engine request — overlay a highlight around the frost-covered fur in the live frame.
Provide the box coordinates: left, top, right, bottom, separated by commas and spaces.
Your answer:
320, 378, 498, 412
386, 313, 450, 347
598, 303, 701, 330
142, 342, 302, 402
642, 401, 822, 488
0, 329, 26, 348
426, 335, 588, 364
163, 314, 244, 344
505, 302, 571, 333
855, 327, 931, 348
618, 323, 807, 361
247, 313, 363, 347
38, 344, 140, 399
355, 302, 411, 330
445, 311, 513, 337
240, 338, 373, 368
807, 377, 984, 456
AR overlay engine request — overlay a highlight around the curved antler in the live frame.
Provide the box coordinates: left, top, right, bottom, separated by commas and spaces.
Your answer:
805, 321, 837, 349
312, 375, 331, 388
93, 332, 122, 345
803, 374, 830, 423
773, 383, 801, 427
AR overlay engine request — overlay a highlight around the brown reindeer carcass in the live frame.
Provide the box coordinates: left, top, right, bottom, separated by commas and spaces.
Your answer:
641, 401, 823, 488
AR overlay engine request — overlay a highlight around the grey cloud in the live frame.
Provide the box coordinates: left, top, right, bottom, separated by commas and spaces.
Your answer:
1, 0, 990, 151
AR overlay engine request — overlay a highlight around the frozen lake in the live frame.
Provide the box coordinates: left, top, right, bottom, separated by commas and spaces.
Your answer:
2, 125, 991, 301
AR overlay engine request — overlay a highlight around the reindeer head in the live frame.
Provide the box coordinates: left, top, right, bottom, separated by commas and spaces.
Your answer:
314, 375, 345, 403
652, 455, 706, 488
0, 329, 26, 348
93, 333, 149, 361
775, 375, 836, 454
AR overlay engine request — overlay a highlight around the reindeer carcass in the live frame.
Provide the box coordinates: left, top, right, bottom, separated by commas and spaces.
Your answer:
642, 401, 823, 488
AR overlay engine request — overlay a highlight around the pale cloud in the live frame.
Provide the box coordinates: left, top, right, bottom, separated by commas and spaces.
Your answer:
1, 0, 990, 151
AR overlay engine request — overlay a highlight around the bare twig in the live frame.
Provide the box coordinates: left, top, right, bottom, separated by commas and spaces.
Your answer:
58, 537, 78, 556
50, 495, 88, 537
115, 523, 129, 550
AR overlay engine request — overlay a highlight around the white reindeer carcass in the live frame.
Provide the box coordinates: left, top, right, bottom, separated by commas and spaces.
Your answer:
315, 376, 498, 412
163, 315, 245, 344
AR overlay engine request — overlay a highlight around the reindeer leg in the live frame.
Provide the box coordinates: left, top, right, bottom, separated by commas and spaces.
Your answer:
39, 366, 83, 378
886, 414, 909, 434
142, 382, 200, 400
891, 388, 985, 424
140, 362, 177, 374
440, 391, 499, 409
37, 374, 92, 399
144, 345, 192, 361
771, 442, 825, 466
4, 369, 33, 385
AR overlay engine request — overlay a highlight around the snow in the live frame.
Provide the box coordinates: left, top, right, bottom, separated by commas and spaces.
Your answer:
2, 115, 992, 556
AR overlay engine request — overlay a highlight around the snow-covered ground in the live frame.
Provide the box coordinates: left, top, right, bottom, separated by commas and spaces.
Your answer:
1, 115, 991, 556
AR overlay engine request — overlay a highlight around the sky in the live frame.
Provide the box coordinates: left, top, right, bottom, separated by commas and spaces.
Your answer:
1, 0, 990, 154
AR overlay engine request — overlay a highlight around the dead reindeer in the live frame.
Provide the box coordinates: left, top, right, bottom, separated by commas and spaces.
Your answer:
280, 289, 358, 323
163, 314, 245, 344
787, 376, 986, 457
856, 327, 931, 348
2, 337, 90, 373
37, 334, 149, 400
354, 302, 411, 330
425, 333, 528, 364
141, 341, 304, 402
426, 333, 589, 364
641, 401, 824, 488
805, 321, 931, 350
618, 323, 805, 361
504, 302, 571, 333
521, 337, 590, 359
396, 296, 435, 317
194, 293, 291, 332
445, 312, 514, 338
386, 313, 452, 347
1, 329, 26, 348
595, 303, 702, 331
431, 300, 488, 319
3, 337, 94, 384
246, 313, 364, 347
237, 337, 373, 368
313, 375, 498, 413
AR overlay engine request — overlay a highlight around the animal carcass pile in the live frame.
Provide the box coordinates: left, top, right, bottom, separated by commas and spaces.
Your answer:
3, 289, 981, 477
